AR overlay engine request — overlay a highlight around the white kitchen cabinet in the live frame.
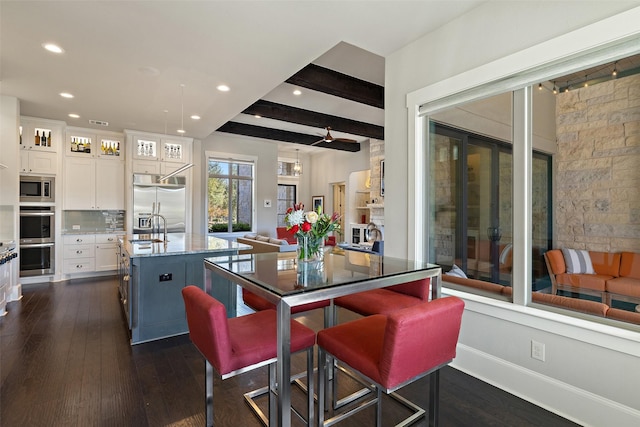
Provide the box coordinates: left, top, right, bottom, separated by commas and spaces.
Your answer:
20, 150, 57, 175
65, 129, 95, 157
95, 160, 125, 209
132, 159, 161, 174
64, 157, 124, 210
20, 117, 61, 152
63, 234, 96, 275
132, 135, 160, 160
95, 234, 119, 271
66, 128, 124, 159
63, 233, 121, 275
161, 138, 191, 163
20, 117, 61, 175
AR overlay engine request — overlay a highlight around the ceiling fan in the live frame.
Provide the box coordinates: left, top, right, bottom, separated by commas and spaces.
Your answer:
311, 127, 358, 146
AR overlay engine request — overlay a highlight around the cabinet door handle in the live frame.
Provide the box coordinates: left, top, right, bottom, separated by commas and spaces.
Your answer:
76, 250, 83, 254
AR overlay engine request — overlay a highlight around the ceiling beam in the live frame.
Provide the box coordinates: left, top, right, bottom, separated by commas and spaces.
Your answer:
217, 122, 361, 152
242, 100, 384, 140
286, 64, 384, 109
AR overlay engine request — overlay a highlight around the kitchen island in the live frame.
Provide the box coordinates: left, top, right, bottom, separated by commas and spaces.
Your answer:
118, 233, 250, 345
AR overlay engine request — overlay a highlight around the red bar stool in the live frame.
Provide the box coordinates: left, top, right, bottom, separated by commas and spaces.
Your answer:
334, 277, 431, 316
330, 278, 432, 408
241, 288, 331, 399
317, 296, 464, 427
182, 286, 316, 426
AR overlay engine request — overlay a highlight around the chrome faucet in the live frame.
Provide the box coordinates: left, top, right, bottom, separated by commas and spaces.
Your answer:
148, 213, 167, 242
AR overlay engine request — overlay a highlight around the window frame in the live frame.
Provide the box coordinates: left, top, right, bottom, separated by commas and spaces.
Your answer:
205, 151, 257, 235
406, 20, 640, 335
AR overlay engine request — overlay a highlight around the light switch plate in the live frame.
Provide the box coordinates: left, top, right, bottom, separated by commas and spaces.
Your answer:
264, 199, 272, 207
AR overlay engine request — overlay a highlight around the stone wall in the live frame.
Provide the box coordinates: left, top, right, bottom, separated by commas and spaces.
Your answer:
555, 73, 640, 251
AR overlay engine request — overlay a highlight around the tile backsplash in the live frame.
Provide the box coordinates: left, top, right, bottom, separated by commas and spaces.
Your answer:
62, 210, 125, 233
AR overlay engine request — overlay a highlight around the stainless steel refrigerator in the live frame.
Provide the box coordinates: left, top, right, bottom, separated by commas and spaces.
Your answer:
133, 174, 186, 234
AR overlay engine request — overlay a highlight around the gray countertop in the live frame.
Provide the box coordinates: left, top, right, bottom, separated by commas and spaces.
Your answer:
119, 233, 251, 257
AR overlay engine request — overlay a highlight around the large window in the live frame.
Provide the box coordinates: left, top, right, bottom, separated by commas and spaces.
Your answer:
277, 184, 296, 227
207, 158, 254, 233
421, 49, 640, 327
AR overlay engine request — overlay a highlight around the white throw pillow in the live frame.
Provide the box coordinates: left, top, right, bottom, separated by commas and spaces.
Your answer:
446, 264, 468, 279
561, 248, 595, 274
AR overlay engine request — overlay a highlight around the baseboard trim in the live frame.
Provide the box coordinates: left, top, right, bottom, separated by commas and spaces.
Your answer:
451, 344, 640, 427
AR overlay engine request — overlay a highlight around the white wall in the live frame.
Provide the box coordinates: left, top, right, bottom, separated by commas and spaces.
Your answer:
0, 96, 20, 244
198, 132, 280, 237
385, 3, 640, 426
307, 141, 370, 212
197, 133, 369, 237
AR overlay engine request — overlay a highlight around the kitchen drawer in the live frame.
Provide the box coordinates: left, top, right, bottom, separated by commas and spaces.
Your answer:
96, 234, 120, 244
64, 258, 96, 273
63, 234, 96, 245
63, 244, 95, 259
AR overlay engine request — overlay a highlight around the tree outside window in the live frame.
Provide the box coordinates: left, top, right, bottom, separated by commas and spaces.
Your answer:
208, 159, 253, 233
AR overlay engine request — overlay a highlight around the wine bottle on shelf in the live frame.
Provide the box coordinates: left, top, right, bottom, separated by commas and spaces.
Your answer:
35, 130, 40, 146
47, 131, 52, 147
41, 132, 47, 146
77, 139, 84, 152
115, 141, 120, 156
85, 140, 91, 153
71, 137, 78, 152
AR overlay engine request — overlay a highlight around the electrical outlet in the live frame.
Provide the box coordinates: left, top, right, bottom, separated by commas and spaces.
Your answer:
531, 340, 545, 362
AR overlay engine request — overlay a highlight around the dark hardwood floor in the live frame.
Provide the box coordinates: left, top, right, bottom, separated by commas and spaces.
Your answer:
1, 277, 580, 427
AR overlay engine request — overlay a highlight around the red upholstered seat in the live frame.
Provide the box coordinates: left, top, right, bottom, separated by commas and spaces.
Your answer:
276, 227, 298, 244
334, 278, 431, 316
182, 286, 316, 425
242, 288, 330, 314
317, 296, 465, 426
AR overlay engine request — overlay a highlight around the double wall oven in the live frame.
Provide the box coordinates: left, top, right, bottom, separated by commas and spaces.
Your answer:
19, 204, 55, 277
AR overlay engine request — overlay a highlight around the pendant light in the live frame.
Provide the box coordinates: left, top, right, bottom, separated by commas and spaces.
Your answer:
177, 84, 186, 134
293, 149, 302, 176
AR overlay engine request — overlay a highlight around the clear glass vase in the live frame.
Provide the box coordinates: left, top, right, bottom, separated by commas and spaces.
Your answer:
296, 234, 324, 262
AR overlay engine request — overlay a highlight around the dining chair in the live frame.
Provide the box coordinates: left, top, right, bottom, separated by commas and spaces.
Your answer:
182, 285, 316, 427
317, 296, 465, 427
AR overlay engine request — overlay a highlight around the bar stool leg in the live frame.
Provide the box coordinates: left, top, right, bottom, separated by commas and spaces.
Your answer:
429, 370, 440, 427
318, 347, 327, 425
307, 347, 315, 426
269, 363, 277, 426
205, 360, 214, 427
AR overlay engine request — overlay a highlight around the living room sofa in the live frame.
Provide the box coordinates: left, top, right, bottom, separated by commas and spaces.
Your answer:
236, 233, 297, 254
544, 249, 640, 305
443, 273, 640, 324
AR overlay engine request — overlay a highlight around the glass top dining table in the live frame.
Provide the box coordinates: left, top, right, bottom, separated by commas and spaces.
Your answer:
203, 249, 442, 427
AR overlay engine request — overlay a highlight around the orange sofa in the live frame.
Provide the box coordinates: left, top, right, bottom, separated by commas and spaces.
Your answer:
443, 273, 640, 324
544, 249, 640, 305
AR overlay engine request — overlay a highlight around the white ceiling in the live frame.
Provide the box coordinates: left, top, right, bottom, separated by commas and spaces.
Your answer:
1, 1, 484, 152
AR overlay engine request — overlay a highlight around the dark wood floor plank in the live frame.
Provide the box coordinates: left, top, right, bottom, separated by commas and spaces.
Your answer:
1, 276, 580, 427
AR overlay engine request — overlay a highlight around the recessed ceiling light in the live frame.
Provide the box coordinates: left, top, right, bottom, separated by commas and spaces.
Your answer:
190, 115, 201, 120
254, 114, 262, 119
68, 113, 80, 119
217, 85, 230, 92
42, 43, 64, 54
60, 92, 74, 99
177, 129, 186, 134
293, 89, 302, 96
